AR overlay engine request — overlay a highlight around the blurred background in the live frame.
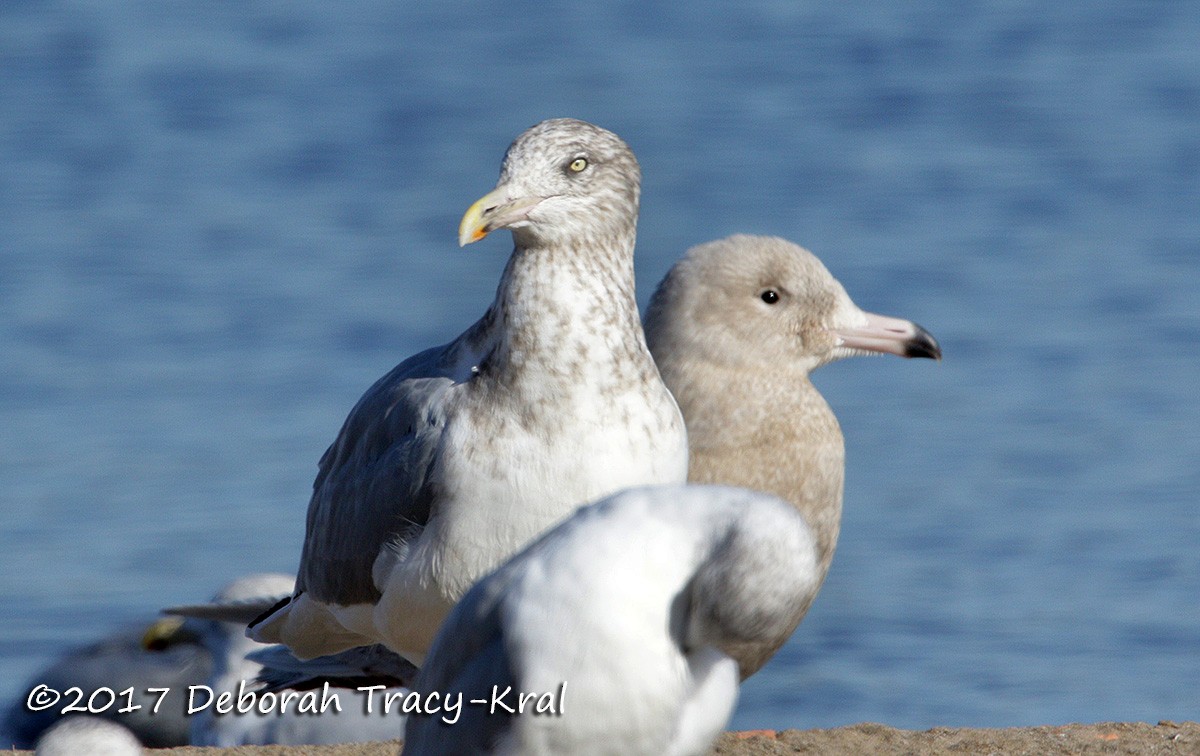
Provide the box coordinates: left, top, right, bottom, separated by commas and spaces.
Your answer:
1, 0, 1197, 740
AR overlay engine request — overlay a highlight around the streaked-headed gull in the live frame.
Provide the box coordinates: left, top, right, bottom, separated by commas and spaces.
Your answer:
251, 119, 688, 666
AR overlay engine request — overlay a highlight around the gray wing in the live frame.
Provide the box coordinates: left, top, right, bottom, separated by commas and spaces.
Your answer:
249, 643, 418, 692
164, 594, 291, 625
295, 334, 476, 606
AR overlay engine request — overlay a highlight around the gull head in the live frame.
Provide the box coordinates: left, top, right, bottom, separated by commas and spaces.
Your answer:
646, 234, 941, 375
459, 118, 641, 249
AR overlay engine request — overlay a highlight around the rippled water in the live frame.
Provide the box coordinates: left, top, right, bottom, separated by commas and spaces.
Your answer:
2, 0, 1198, 741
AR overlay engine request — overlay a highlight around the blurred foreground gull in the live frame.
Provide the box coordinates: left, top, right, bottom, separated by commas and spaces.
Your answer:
645, 235, 941, 677
35, 716, 142, 756
161, 573, 410, 746
251, 119, 688, 665
402, 484, 820, 756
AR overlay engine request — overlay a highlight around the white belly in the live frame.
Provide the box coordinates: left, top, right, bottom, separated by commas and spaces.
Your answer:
375, 383, 687, 657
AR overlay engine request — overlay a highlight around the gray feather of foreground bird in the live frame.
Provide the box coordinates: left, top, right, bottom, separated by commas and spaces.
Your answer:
644, 234, 941, 677
250, 118, 688, 666
402, 484, 820, 756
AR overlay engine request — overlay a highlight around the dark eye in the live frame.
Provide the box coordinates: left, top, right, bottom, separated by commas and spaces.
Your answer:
760, 290, 780, 304
568, 157, 588, 173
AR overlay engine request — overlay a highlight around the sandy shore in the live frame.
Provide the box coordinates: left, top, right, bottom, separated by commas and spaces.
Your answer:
20, 721, 1197, 754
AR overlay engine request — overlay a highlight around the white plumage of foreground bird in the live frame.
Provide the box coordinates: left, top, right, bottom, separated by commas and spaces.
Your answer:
645, 234, 941, 677
251, 119, 688, 666
35, 716, 142, 756
402, 484, 820, 756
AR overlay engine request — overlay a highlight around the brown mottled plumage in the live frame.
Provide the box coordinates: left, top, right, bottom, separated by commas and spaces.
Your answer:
645, 234, 940, 677
251, 119, 688, 665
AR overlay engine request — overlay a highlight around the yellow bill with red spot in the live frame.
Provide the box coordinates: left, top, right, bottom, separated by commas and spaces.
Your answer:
458, 185, 545, 247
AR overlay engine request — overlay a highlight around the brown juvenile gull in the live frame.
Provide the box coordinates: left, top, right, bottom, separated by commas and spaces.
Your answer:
644, 234, 941, 677
250, 119, 688, 666
402, 484, 820, 756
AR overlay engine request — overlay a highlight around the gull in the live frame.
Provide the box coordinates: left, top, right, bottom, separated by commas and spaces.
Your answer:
644, 234, 941, 677
251, 119, 688, 666
2, 615, 210, 748
160, 573, 411, 746
402, 484, 820, 756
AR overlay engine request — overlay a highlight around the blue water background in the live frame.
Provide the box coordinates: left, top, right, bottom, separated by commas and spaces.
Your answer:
2, 0, 1197, 737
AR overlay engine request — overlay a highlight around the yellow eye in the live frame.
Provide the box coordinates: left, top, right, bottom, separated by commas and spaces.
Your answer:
569, 157, 588, 173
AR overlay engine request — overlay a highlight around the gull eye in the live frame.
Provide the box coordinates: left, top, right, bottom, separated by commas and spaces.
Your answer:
760, 289, 780, 305
568, 157, 589, 173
